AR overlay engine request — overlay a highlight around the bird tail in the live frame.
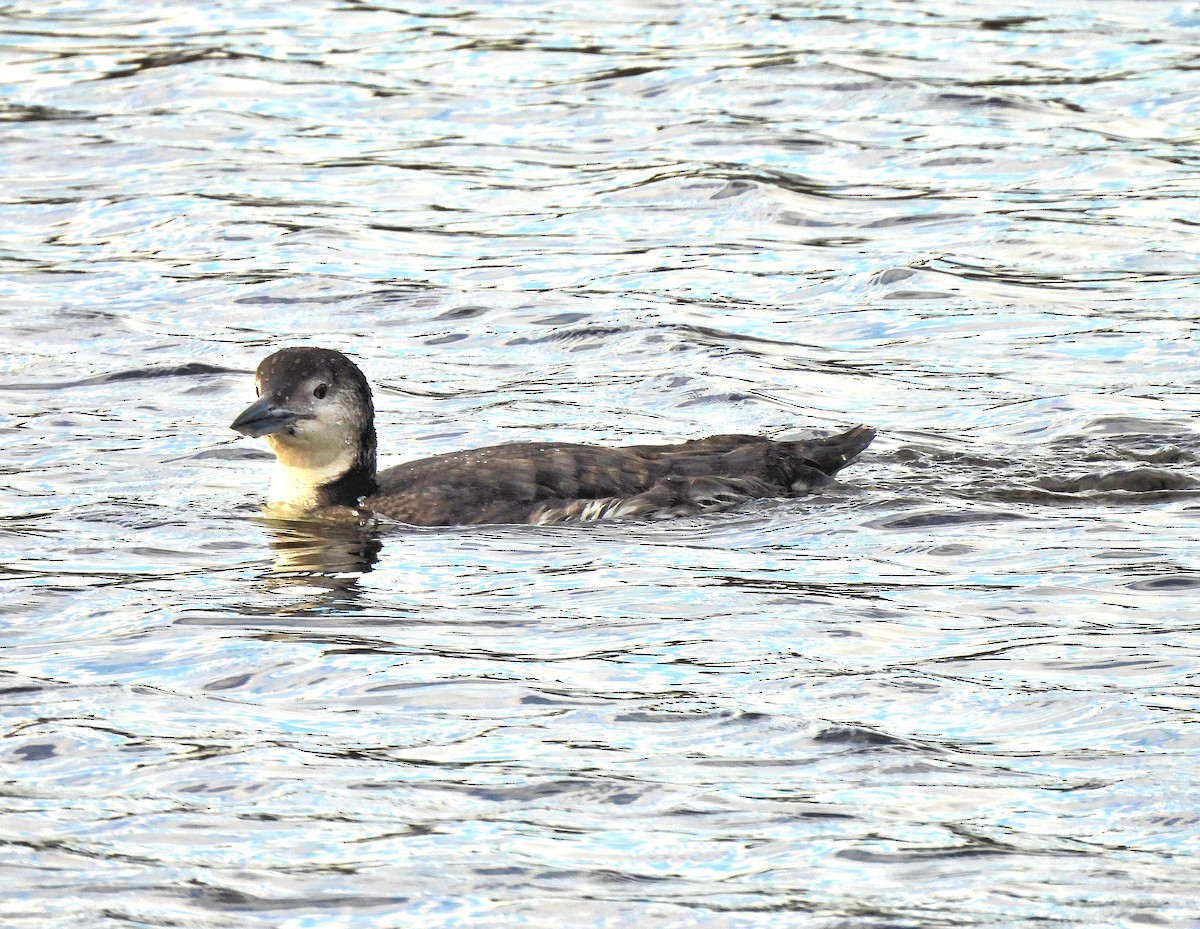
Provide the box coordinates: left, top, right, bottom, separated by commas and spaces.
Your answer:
792, 425, 876, 476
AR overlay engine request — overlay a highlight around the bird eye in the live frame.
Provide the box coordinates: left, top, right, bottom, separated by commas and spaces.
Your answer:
314, 383, 329, 399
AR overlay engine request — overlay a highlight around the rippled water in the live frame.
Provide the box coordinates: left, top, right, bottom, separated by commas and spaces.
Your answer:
3, 2, 1200, 926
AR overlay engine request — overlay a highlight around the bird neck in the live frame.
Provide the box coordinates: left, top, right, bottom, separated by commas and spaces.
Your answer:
314, 461, 379, 508
267, 426, 378, 511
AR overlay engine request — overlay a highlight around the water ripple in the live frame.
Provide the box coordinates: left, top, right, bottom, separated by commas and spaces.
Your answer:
2, 2, 1199, 928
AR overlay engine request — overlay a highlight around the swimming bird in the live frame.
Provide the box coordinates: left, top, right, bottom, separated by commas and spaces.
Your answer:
230, 347, 875, 526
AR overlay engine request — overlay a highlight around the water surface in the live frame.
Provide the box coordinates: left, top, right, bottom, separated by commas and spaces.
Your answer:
2, 2, 1199, 927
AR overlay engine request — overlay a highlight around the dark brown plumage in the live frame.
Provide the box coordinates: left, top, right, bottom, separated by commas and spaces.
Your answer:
231, 347, 875, 526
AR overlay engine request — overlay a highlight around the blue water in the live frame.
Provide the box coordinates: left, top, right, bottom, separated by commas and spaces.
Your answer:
2, 2, 1199, 927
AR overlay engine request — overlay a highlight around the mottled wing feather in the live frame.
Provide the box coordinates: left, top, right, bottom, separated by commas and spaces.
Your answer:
368, 426, 875, 526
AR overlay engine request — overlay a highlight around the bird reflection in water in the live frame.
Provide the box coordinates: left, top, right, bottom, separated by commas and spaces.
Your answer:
258, 510, 382, 593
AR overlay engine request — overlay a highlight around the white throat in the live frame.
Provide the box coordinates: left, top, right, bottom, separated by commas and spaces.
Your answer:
264, 424, 361, 510
268, 458, 351, 509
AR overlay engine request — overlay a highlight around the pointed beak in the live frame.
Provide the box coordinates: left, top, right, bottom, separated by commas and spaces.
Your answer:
231, 395, 307, 438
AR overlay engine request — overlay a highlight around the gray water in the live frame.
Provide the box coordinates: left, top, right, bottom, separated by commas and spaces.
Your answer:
3, 1, 1199, 927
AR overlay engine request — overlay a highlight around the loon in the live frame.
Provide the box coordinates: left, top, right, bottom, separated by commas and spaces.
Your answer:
230, 347, 875, 526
